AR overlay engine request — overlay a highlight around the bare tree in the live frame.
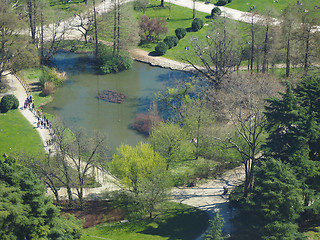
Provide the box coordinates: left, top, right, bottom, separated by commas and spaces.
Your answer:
185, 17, 243, 87
210, 73, 283, 196
73, 10, 95, 44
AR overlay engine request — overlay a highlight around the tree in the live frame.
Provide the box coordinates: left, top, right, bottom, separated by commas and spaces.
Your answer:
235, 158, 304, 240
0, 0, 39, 82
110, 142, 167, 194
73, 9, 95, 44
135, 169, 171, 219
296, 5, 320, 75
149, 122, 189, 170
0, 156, 82, 239
264, 77, 320, 211
186, 17, 243, 87
280, 4, 299, 77
211, 73, 282, 196
202, 211, 226, 240
139, 15, 168, 42
53, 127, 107, 207
110, 142, 170, 219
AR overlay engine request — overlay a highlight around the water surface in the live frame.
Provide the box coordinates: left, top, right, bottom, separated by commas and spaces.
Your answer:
43, 52, 190, 154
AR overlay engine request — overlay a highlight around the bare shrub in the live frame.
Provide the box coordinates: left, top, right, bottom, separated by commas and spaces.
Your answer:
131, 113, 163, 134
42, 81, 54, 96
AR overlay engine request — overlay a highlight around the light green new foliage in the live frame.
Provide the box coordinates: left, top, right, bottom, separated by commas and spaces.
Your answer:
110, 142, 167, 192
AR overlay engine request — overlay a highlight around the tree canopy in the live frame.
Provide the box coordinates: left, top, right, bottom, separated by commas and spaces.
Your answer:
0, 156, 82, 239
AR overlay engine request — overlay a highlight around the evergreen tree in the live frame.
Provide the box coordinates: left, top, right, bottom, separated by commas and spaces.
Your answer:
236, 158, 304, 240
0, 157, 82, 239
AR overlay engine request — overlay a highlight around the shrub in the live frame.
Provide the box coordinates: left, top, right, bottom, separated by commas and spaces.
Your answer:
98, 44, 133, 74
0, 95, 19, 113
139, 15, 168, 42
211, 7, 221, 18
39, 66, 64, 87
175, 28, 187, 40
191, 18, 204, 32
130, 113, 163, 135
163, 36, 179, 49
155, 42, 168, 56
215, 0, 228, 6
42, 82, 55, 96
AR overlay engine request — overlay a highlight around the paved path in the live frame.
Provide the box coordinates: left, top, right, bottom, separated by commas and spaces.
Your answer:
171, 166, 244, 238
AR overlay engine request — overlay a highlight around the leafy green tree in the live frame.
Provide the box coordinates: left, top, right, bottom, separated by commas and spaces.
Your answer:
110, 143, 170, 219
0, 157, 82, 239
149, 122, 191, 170
110, 142, 167, 194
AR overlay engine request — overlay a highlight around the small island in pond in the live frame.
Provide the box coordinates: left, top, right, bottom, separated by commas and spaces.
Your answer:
97, 90, 128, 104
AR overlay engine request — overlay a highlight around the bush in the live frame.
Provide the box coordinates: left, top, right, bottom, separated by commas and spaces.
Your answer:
130, 113, 163, 135
39, 66, 64, 87
175, 28, 187, 40
164, 36, 179, 49
215, 0, 229, 6
211, 7, 221, 18
191, 18, 204, 32
98, 44, 133, 74
0, 95, 19, 113
42, 82, 55, 96
155, 42, 168, 56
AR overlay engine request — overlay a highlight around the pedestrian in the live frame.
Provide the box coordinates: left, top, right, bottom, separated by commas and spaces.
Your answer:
37, 121, 40, 128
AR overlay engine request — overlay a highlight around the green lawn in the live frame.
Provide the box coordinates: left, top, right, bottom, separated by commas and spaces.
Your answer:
0, 109, 44, 156
81, 202, 209, 240
134, 0, 250, 64
226, 0, 320, 14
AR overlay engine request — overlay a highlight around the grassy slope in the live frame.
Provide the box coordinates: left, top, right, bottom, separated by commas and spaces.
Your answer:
135, 0, 249, 64
81, 202, 209, 240
226, 0, 320, 12
0, 109, 44, 156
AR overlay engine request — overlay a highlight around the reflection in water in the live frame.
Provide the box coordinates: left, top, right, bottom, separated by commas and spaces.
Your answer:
43, 52, 191, 154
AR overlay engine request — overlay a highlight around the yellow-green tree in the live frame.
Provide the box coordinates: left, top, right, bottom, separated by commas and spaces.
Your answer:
111, 142, 167, 194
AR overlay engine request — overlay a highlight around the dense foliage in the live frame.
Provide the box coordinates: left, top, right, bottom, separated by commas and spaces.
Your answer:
175, 28, 187, 40
191, 18, 204, 32
0, 95, 19, 113
164, 36, 179, 49
211, 7, 222, 18
0, 157, 82, 239
155, 42, 168, 56
215, 0, 231, 6
97, 44, 133, 74
39, 66, 64, 87
139, 15, 168, 42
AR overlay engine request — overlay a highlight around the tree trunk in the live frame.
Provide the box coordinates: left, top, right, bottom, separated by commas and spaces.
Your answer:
117, 0, 120, 56
250, 17, 254, 74
262, 24, 269, 73
113, 0, 117, 57
93, 0, 99, 58
303, 27, 310, 76
160, 0, 164, 7
40, 11, 44, 65
193, 0, 196, 19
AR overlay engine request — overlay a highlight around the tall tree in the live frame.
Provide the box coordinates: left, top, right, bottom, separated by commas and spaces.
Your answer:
235, 158, 304, 240
0, 0, 39, 82
186, 17, 243, 87
211, 73, 282, 196
0, 156, 82, 239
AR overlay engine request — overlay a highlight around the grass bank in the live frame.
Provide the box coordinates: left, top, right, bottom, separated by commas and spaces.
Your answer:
81, 202, 209, 240
0, 109, 44, 156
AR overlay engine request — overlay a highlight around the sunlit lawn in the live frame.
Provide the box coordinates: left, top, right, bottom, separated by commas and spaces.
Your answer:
226, 0, 320, 13
81, 202, 209, 240
0, 109, 44, 156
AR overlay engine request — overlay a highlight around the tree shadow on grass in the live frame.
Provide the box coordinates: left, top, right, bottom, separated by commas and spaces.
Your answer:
139, 208, 209, 240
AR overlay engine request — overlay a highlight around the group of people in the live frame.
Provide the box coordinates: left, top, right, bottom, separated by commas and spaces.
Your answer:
23, 94, 55, 149
36, 113, 52, 130
24, 95, 34, 111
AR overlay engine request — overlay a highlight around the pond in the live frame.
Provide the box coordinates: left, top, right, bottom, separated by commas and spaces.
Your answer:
43, 52, 191, 155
